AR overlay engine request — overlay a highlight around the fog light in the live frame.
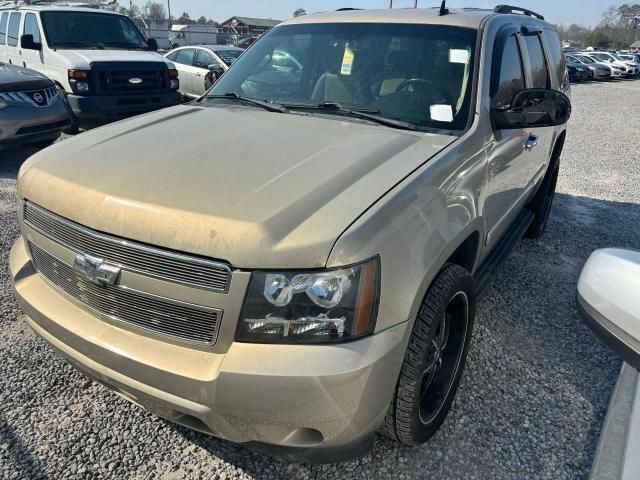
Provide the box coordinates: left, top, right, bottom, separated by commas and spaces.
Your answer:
76, 82, 90, 94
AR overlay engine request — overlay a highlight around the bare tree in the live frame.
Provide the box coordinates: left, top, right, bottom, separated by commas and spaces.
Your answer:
143, 1, 167, 22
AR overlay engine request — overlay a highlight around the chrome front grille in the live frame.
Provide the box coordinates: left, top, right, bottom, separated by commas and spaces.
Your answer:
28, 242, 221, 345
23, 202, 231, 292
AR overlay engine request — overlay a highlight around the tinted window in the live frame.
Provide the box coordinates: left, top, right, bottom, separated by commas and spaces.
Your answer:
23, 13, 41, 44
175, 48, 195, 66
492, 34, 524, 109
0, 13, 8, 45
542, 29, 564, 85
195, 49, 217, 69
524, 34, 549, 88
166, 50, 178, 62
211, 23, 478, 131
7, 12, 21, 47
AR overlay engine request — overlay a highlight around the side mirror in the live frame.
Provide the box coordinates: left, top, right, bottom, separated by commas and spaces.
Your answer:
577, 249, 640, 370
147, 38, 158, 51
491, 88, 571, 130
20, 34, 41, 51
208, 63, 224, 76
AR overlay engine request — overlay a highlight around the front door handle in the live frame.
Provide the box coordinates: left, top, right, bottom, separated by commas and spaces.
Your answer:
195, 72, 202, 77
524, 135, 539, 150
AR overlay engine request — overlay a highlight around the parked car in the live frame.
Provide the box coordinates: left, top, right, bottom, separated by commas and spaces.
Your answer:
565, 54, 612, 80
165, 45, 244, 98
0, 63, 68, 150
566, 61, 590, 82
10, 5, 570, 462
584, 52, 637, 77
237, 36, 259, 49
0, 4, 181, 129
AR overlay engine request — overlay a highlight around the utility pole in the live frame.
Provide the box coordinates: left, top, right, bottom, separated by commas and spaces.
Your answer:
413, 0, 418, 7
389, 0, 393, 8
167, 0, 172, 28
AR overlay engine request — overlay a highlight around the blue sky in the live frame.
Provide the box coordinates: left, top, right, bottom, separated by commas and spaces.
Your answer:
141, 1, 627, 27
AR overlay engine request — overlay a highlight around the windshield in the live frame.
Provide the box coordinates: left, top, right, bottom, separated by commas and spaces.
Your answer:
41, 12, 148, 50
216, 49, 243, 66
577, 55, 594, 64
594, 53, 613, 62
209, 23, 477, 132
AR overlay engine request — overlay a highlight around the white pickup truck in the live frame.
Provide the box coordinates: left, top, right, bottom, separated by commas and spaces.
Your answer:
0, 3, 181, 128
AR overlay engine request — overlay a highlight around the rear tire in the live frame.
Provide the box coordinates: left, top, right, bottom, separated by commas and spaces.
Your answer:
380, 263, 475, 445
525, 156, 560, 239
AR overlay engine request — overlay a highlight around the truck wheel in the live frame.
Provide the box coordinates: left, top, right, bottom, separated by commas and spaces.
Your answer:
525, 157, 559, 239
380, 263, 475, 445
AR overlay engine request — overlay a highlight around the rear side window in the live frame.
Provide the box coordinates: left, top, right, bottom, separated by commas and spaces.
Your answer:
23, 13, 41, 44
524, 34, 549, 88
542, 29, 564, 86
195, 49, 217, 69
492, 34, 525, 109
7, 12, 21, 47
175, 48, 195, 66
0, 13, 8, 45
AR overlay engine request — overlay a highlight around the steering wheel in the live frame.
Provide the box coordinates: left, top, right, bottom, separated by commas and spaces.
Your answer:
394, 78, 455, 106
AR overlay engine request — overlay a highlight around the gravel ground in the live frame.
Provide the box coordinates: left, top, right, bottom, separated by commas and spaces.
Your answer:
1, 79, 639, 480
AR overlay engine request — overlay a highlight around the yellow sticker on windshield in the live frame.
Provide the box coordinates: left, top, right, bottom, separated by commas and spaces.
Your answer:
341, 47, 355, 75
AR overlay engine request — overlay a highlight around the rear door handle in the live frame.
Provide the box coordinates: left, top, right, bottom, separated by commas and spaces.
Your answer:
524, 135, 539, 150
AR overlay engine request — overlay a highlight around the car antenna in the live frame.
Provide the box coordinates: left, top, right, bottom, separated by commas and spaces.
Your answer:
438, 0, 449, 16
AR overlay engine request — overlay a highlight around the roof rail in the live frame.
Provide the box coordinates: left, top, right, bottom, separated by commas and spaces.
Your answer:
0, 0, 117, 8
336, 7, 361, 11
494, 4, 544, 21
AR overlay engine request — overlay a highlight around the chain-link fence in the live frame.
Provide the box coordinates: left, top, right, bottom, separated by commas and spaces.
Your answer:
138, 24, 267, 51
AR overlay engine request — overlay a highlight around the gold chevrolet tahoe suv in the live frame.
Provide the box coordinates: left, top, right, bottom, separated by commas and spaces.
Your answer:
10, 5, 570, 463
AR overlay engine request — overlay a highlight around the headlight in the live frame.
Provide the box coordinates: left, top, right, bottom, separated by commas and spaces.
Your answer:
76, 82, 90, 93
237, 257, 380, 344
0, 99, 7, 110
169, 69, 179, 90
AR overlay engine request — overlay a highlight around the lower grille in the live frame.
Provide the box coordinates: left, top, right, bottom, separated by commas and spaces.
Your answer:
28, 242, 221, 345
16, 120, 70, 136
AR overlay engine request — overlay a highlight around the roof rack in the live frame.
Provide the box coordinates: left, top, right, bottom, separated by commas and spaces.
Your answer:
0, 0, 117, 8
494, 4, 544, 21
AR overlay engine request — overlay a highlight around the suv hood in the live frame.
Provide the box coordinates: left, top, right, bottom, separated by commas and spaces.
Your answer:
56, 49, 173, 69
0, 64, 53, 91
19, 105, 453, 268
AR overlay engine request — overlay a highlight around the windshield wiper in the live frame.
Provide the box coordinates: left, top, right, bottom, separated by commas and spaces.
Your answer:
52, 41, 98, 49
103, 41, 146, 50
207, 92, 288, 113
283, 102, 419, 131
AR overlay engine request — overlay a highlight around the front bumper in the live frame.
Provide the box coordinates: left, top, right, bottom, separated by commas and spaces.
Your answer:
10, 236, 409, 462
0, 100, 69, 148
68, 91, 181, 120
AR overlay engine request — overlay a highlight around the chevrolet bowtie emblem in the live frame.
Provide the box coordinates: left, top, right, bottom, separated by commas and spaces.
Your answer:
73, 253, 121, 287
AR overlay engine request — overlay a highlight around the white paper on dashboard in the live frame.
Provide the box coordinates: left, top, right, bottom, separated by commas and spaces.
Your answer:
430, 104, 454, 122
449, 49, 470, 64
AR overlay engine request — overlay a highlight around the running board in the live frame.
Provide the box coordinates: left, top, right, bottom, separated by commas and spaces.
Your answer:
474, 209, 534, 298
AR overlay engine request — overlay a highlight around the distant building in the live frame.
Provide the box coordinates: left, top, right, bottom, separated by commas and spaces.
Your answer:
220, 16, 282, 35
631, 40, 640, 52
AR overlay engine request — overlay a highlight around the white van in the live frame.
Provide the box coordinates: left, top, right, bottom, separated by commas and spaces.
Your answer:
0, 3, 181, 126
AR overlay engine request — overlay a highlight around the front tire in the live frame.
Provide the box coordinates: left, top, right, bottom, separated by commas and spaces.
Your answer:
380, 263, 475, 445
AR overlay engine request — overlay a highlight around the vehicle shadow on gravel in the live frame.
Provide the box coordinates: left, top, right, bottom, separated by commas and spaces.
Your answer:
0, 416, 49, 479
168, 194, 636, 479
